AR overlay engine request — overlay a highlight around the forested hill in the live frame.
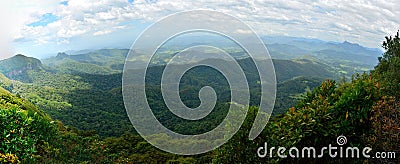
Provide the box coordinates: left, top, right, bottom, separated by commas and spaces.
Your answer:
0, 82, 56, 162
0, 32, 399, 163
0, 52, 331, 137
0, 77, 201, 163
42, 49, 129, 75
0, 54, 44, 83
0, 35, 381, 138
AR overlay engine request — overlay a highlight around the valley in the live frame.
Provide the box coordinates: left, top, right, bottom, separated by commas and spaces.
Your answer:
1, 35, 395, 163
0, 36, 382, 137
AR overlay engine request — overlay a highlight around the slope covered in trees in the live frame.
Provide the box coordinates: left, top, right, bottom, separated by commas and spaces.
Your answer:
0, 55, 44, 83
0, 85, 57, 163
0, 53, 332, 136
0, 83, 204, 163
0, 32, 398, 163
214, 32, 400, 163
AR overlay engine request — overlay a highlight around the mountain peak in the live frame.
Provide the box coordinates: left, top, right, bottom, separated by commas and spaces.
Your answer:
0, 54, 43, 82
12, 54, 42, 61
341, 41, 364, 48
343, 40, 350, 44
15, 54, 27, 57
56, 52, 69, 59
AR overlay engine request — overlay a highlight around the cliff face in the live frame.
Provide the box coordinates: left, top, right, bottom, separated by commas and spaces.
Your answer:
0, 54, 43, 83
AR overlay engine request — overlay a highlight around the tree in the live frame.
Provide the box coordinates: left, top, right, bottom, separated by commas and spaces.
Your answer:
373, 30, 400, 98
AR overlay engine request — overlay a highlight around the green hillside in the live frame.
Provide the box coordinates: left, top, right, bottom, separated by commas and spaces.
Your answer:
42, 49, 129, 75
0, 73, 13, 92
48, 58, 119, 75
0, 79, 56, 163
0, 55, 43, 83
0, 51, 332, 137
0, 75, 48, 118
0, 84, 198, 163
214, 32, 399, 163
0, 32, 398, 163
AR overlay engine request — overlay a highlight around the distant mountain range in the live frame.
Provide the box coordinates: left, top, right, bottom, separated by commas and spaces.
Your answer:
37, 35, 382, 77
262, 36, 382, 76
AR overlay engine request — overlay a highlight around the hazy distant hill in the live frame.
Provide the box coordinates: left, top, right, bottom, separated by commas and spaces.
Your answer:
262, 36, 382, 76
42, 35, 381, 77
42, 49, 129, 75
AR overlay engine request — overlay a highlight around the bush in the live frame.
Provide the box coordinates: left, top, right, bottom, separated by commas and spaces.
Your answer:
0, 107, 57, 162
369, 97, 400, 153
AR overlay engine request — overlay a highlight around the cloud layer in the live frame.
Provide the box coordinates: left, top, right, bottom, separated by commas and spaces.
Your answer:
1, 0, 399, 58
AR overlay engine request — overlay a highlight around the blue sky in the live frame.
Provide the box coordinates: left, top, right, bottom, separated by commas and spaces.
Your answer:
0, 0, 399, 59
27, 13, 60, 27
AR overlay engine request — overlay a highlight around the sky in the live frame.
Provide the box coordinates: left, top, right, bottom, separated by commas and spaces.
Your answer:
0, 0, 399, 59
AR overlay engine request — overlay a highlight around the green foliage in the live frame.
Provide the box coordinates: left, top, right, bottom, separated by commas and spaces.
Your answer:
43, 49, 129, 74
0, 32, 397, 163
373, 31, 400, 98
367, 97, 400, 163
0, 85, 210, 163
273, 74, 379, 162
0, 92, 58, 163
51, 59, 119, 75
0, 108, 37, 160
332, 74, 381, 136
10, 70, 134, 137
0, 153, 19, 164
41, 128, 212, 163
102, 133, 200, 163
213, 106, 265, 163
274, 76, 324, 114
264, 80, 340, 162
214, 74, 382, 163
0, 54, 43, 83
0, 73, 13, 92
273, 58, 333, 82
4, 54, 325, 137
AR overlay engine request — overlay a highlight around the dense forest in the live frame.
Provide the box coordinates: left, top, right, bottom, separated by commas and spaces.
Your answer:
1, 55, 329, 137
0, 32, 399, 163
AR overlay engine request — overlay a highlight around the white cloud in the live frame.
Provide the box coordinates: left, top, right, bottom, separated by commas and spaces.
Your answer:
4, 0, 400, 58
334, 23, 353, 32
0, 0, 61, 59
93, 30, 112, 36
234, 29, 253, 35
